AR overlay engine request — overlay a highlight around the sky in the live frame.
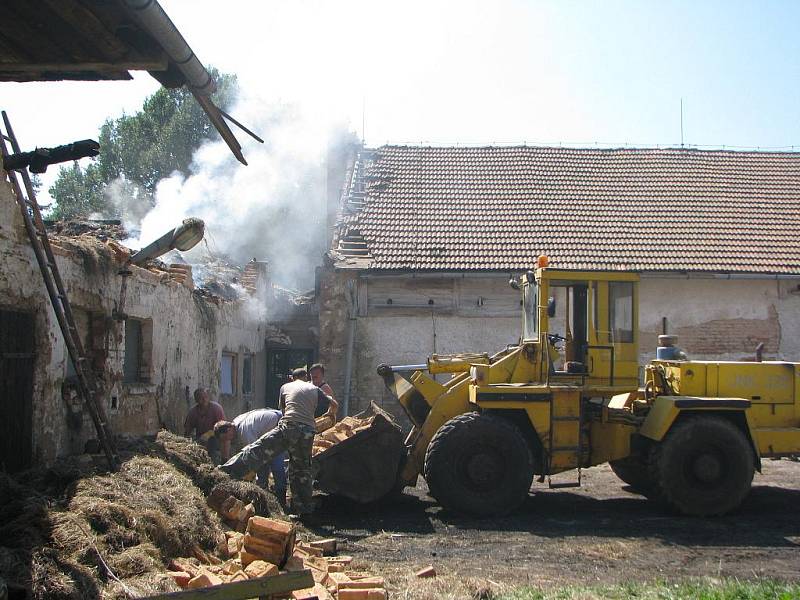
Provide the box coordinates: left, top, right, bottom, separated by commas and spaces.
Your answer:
1, 1, 799, 286
2, 0, 799, 153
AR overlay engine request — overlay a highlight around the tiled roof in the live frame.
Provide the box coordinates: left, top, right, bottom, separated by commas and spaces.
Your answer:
334, 146, 800, 274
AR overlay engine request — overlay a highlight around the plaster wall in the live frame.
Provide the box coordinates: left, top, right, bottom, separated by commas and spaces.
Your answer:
0, 178, 267, 465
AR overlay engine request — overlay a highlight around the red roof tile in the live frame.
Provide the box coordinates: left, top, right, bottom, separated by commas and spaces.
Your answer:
333, 146, 800, 274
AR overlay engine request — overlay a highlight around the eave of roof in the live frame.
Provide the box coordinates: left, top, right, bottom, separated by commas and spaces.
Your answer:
0, 0, 245, 164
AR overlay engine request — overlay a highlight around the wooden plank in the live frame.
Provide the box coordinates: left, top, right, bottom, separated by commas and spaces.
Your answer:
41, 0, 128, 60
141, 570, 314, 600
0, 60, 168, 72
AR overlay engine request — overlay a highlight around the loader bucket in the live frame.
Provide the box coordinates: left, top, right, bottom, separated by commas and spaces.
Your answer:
312, 402, 406, 503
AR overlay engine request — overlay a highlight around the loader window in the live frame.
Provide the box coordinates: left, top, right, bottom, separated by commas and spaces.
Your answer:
609, 281, 634, 343
522, 283, 538, 340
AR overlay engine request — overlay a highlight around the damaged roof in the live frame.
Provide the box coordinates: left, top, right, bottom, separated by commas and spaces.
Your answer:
0, 0, 246, 163
333, 145, 800, 274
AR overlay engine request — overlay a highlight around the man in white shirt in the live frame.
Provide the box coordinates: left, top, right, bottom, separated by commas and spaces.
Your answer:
213, 408, 286, 503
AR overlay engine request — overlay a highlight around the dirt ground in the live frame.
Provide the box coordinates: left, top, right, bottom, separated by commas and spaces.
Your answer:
307, 459, 800, 597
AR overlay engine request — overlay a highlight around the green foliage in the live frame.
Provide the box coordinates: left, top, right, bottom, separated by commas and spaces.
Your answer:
49, 70, 237, 220
500, 578, 800, 600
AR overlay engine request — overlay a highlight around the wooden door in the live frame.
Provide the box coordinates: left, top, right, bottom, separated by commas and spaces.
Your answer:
0, 310, 35, 472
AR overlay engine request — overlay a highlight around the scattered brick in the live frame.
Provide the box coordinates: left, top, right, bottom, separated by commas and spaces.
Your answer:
228, 570, 248, 582
338, 577, 386, 590
244, 559, 279, 579
187, 570, 223, 589
167, 571, 191, 588
415, 566, 436, 578
337, 589, 387, 600
309, 538, 338, 555
239, 549, 260, 567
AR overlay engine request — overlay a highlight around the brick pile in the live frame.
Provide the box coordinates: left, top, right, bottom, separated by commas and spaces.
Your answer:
312, 415, 375, 457
166, 516, 388, 599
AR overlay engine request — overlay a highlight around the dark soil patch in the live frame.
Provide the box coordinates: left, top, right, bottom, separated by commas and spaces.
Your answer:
307, 460, 800, 590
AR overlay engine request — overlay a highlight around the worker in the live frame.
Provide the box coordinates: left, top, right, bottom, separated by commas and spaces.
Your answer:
213, 408, 287, 504
219, 368, 337, 519
184, 387, 225, 462
309, 363, 336, 418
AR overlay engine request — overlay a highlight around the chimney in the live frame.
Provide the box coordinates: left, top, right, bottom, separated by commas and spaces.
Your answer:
242, 260, 270, 295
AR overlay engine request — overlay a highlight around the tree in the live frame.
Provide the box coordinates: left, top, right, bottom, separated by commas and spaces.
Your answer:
49, 70, 237, 220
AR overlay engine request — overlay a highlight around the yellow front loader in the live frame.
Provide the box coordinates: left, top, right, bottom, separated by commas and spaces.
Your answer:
376, 264, 800, 517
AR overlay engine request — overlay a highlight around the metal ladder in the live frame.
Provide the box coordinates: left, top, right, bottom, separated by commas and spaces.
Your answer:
1, 111, 118, 470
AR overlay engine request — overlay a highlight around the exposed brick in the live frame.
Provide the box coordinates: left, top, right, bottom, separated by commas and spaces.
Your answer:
243, 559, 279, 579
187, 570, 223, 589
337, 589, 387, 600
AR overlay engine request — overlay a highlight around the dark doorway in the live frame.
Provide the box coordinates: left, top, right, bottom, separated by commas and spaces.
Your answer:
265, 348, 315, 408
0, 310, 35, 472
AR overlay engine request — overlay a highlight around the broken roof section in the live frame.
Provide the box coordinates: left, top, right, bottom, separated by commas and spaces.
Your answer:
333, 145, 800, 275
0, 0, 246, 164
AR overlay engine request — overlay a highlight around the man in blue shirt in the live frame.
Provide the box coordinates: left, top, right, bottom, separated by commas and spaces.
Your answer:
213, 408, 287, 504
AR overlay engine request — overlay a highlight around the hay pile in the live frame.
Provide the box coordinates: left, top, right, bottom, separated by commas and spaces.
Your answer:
0, 431, 281, 599
118, 431, 281, 516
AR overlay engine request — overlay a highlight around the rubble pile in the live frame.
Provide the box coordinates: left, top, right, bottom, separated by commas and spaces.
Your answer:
45, 218, 128, 241
313, 415, 376, 456
166, 513, 388, 599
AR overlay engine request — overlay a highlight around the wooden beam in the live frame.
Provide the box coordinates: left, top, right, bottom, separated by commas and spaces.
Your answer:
140, 570, 315, 600
0, 60, 168, 73
41, 0, 129, 60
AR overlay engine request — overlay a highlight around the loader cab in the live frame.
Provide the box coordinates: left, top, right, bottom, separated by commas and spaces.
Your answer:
521, 266, 640, 390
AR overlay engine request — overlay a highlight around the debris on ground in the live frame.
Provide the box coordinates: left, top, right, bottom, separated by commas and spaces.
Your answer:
415, 566, 436, 578
0, 431, 282, 599
166, 514, 388, 599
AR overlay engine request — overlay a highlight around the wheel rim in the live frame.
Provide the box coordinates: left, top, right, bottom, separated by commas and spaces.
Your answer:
458, 446, 504, 492
684, 446, 727, 489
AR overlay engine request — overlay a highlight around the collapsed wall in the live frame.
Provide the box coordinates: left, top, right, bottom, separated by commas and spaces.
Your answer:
0, 177, 268, 468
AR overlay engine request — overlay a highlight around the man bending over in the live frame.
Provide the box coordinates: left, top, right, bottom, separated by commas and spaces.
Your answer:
213, 407, 287, 504
218, 368, 337, 518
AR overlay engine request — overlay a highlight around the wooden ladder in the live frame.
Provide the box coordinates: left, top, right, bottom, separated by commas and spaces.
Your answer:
0, 111, 118, 470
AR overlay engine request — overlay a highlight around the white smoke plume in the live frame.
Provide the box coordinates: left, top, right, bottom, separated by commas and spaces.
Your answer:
127, 90, 357, 290
92, 177, 152, 232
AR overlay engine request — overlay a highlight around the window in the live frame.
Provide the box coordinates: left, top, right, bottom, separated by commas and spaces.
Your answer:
609, 281, 634, 343
221, 352, 237, 395
242, 354, 254, 396
123, 318, 152, 383
522, 282, 538, 340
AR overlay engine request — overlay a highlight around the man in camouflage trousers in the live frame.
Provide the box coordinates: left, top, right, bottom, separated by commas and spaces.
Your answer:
219, 368, 337, 518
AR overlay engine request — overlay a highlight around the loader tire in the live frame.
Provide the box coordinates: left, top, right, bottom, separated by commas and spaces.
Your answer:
609, 456, 651, 493
648, 416, 754, 517
424, 412, 533, 517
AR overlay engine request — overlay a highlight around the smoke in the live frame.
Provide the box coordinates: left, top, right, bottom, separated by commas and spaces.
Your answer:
125, 89, 357, 289
92, 177, 152, 231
